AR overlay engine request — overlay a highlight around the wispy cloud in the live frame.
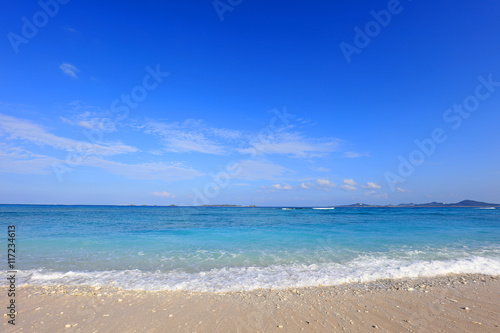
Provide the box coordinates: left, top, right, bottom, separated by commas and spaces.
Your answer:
300, 182, 314, 189
207, 127, 242, 140
339, 184, 357, 191
343, 151, 369, 158
361, 182, 381, 189
61, 109, 117, 133
230, 159, 289, 181
60, 63, 79, 78
0, 135, 202, 181
311, 166, 330, 172
142, 117, 344, 161
83, 157, 202, 181
0, 143, 60, 175
396, 187, 411, 192
0, 113, 137, 156
268, 179, 337, 191
239, 132, 340, 158
1, 108, 375, 201
316, 179, 336, 188
343, 179, 357, 186
145, 120, 238, 155
271, 183, 292, 190
152, 191, 175, 198
340, 179, 358, 191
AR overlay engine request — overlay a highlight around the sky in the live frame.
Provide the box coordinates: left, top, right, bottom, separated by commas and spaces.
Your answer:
1, 0, 499, 206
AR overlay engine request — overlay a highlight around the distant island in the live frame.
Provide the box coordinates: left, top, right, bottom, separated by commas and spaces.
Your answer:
0, 200, 496, 208
128, 200, 499, 208
335, 200, 500, 208
194, 199, 498, 208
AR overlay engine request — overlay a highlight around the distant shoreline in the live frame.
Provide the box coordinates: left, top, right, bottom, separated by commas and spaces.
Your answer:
0, 199, 499, 208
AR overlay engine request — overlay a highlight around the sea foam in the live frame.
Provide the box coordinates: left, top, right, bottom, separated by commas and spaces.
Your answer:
17, 255, 500, 292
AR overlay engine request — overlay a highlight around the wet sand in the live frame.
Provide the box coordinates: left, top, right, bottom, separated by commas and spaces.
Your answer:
3, 274, 499, 332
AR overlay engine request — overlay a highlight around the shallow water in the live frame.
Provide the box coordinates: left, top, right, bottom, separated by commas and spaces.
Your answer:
2, 205, 499, 291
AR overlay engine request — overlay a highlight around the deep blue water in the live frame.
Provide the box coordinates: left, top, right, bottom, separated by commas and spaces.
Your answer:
1, 205, 499, 291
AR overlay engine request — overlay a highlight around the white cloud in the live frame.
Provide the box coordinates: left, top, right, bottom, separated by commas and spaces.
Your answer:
83, 157, 203, 181
152, 191, 175, 198
316, 179, 336, 188
362, 182, 381, 189
239, 132, 340, 158
396, 187, 411, 192
339, 184, 357, 191
343, 151, 369, 158
165, 132, 224, 154
271, 183, 292, 190
343, 179, 357, 186
0, 136, 202, 181
229, 159, 289, 181
207, 127, 242, 139
77, 121, 94, 129
311, 167, 330, 172
300, 182, 314, 189
61, 109, 117, 132
0, 143, 60, 175
145, 118, 342, 160
60, 63, 79, 78
0, 113, 137, 156
145, 120, 238, 155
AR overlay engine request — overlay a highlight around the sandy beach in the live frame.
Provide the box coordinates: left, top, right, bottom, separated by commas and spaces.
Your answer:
3, 274, 499, 332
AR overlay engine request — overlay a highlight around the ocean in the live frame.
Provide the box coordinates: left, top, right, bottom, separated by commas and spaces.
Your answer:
2, 205, 500, 292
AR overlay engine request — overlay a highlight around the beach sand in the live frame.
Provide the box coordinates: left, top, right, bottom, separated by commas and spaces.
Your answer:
3, 274, 499, 332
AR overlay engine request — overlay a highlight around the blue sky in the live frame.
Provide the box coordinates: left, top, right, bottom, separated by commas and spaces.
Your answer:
1, 0, 499, 205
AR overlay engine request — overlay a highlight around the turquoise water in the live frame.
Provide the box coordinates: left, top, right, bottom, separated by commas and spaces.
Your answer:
2, 205, 499, 291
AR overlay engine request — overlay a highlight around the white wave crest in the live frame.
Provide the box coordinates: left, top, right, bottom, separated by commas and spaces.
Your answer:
12, 256, 500, 292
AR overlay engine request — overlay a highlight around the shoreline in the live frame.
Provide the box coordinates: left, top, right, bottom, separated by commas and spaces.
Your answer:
3, 273, 499, 332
